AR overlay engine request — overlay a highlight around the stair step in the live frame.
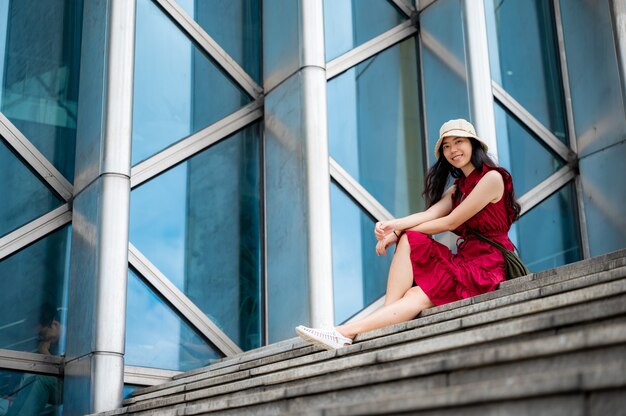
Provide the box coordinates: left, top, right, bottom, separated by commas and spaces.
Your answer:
121, 282, 626, 413
125, 262, 626, 404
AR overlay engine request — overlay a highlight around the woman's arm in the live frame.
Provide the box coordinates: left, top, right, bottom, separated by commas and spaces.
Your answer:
409, 170, 504, 235
375, 186, 456, 240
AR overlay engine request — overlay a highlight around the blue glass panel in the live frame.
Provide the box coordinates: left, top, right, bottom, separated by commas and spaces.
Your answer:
420, 0, 470, 164
559, 0, 626, 157
262, 0, 300, 91
327, 37, 424, 218
579, 141, 626, 257
173, 0, 261, 83
130, 124, 262, 351
132, 0, 252, 165
0, 369, 63, 415
123, 385, 139, 400
125, 269, 222, 371
331, 182, 392, 324
0, 138, 63, 238
323, 0, 406, 61
494, 103, 565, 196
0, 225, 71, 355
0, 0, 83, 182
264, 73, 309, 344
515, 184, 580, 272
485, 0, 567, 143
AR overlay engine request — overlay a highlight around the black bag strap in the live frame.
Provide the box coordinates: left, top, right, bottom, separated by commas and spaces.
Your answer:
468, 228, 520, 255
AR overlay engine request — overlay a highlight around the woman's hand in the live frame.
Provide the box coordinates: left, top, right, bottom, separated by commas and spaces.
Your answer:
376, 232, 398, 256
375, 220, 397, 241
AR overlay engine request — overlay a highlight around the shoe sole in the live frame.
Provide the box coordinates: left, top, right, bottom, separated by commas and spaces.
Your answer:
295, 326, 339, 351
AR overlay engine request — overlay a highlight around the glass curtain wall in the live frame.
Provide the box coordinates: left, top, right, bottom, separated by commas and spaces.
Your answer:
324, 1, 423, 323
0, 1, 82, 414
485, 0, 581, 270
127, 0, 262, 372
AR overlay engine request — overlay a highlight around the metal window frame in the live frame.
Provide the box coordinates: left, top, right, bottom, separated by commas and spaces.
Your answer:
492, 81, 574, 163
128, 244, 243, 356
0, 349, 62, 375
0, 113, 73, 201
417, 0, 438, 13
420, 27, 466, 81
390, 0, 416, 18
553, 0, 590, 259
326, 20, 418, 80
124, 365, 181, 387
518, 165, 576, 216
152, 0, 262, 99
131, 99, 262, 189
329, 158, 394, 222
0, 204, 71, 262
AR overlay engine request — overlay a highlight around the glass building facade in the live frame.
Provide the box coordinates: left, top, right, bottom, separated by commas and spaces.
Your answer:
0, 0, 624, 414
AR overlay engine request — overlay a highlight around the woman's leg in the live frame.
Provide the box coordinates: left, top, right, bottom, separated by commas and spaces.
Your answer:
384, 234, 415, 306
336, 286, 434, 339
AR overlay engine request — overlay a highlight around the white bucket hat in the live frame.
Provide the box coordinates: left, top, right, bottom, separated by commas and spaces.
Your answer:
434, 119, 488, 159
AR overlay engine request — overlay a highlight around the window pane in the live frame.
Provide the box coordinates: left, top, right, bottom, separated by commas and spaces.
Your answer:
331, 183, 392, 324
494, 103, 565, 196
559, 0, 626, 157
515, 184, 580, 272
323, 0, 407, 61
327, 37, 424, 218
485, 0, 567, 142
0, 369, 62, 415
0, 226, 71, 355
420, 0, 470, 164
125, 269, 222, 371
130, 124, 262, 351
0, 0, 83, 182
579, 142, 626, 257
173, 0, 261, 83
0, 138, 63, 238
132, 0, 252, 165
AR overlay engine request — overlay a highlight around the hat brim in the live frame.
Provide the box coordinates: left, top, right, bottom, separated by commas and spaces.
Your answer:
434, 130, 489, 159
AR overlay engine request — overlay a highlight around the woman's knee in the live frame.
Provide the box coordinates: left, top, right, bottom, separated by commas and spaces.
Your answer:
403, 286, 434, 308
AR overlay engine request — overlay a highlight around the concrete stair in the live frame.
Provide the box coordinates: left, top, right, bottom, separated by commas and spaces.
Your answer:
94, 249, 626, 415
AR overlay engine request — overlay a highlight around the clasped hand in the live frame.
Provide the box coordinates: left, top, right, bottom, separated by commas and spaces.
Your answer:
375, 220, 398, 256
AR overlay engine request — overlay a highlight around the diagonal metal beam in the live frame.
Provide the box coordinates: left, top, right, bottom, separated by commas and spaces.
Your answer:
0, 113, 73, 201
131, 99, 263, 188
329, 158, 394, 222
518, 165, 576, 216
390, 0, 416, 18
153, 0, 263, 99
492, 81, 575, 163
417, 0, 438, 12
327, 20, 418, 80
0, 204, 71, 262
0, 349, 62, 375
128, 243, 243, 357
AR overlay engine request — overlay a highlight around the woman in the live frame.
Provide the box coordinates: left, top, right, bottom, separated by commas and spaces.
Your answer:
296, 119, 520, 350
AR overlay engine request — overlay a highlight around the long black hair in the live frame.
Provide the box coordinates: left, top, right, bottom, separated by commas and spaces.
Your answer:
423, 138, 521, 221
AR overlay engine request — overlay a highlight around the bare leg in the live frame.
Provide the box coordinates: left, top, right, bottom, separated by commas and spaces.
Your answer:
336, 286, 434, 339
384, 234, 415, 306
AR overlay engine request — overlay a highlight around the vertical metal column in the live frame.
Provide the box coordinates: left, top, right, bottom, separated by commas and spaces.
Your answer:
63, 0, 135, 414
463, 0, 498, 161
610, 0, 626, 112
300, 0, 335, 329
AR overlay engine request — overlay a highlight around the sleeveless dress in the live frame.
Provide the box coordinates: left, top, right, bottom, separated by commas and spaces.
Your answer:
405, 164, 516, 306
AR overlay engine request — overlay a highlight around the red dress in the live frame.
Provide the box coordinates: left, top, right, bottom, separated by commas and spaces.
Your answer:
406, 164, 516, 306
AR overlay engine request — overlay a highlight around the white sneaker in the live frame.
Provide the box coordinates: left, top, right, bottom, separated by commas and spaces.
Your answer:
295, 325, 353, 350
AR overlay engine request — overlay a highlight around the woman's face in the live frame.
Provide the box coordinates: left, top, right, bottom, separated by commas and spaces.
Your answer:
442, 136, 473, 169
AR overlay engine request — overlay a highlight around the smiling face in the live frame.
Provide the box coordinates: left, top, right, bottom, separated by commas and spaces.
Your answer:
441, 136, 473, 170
